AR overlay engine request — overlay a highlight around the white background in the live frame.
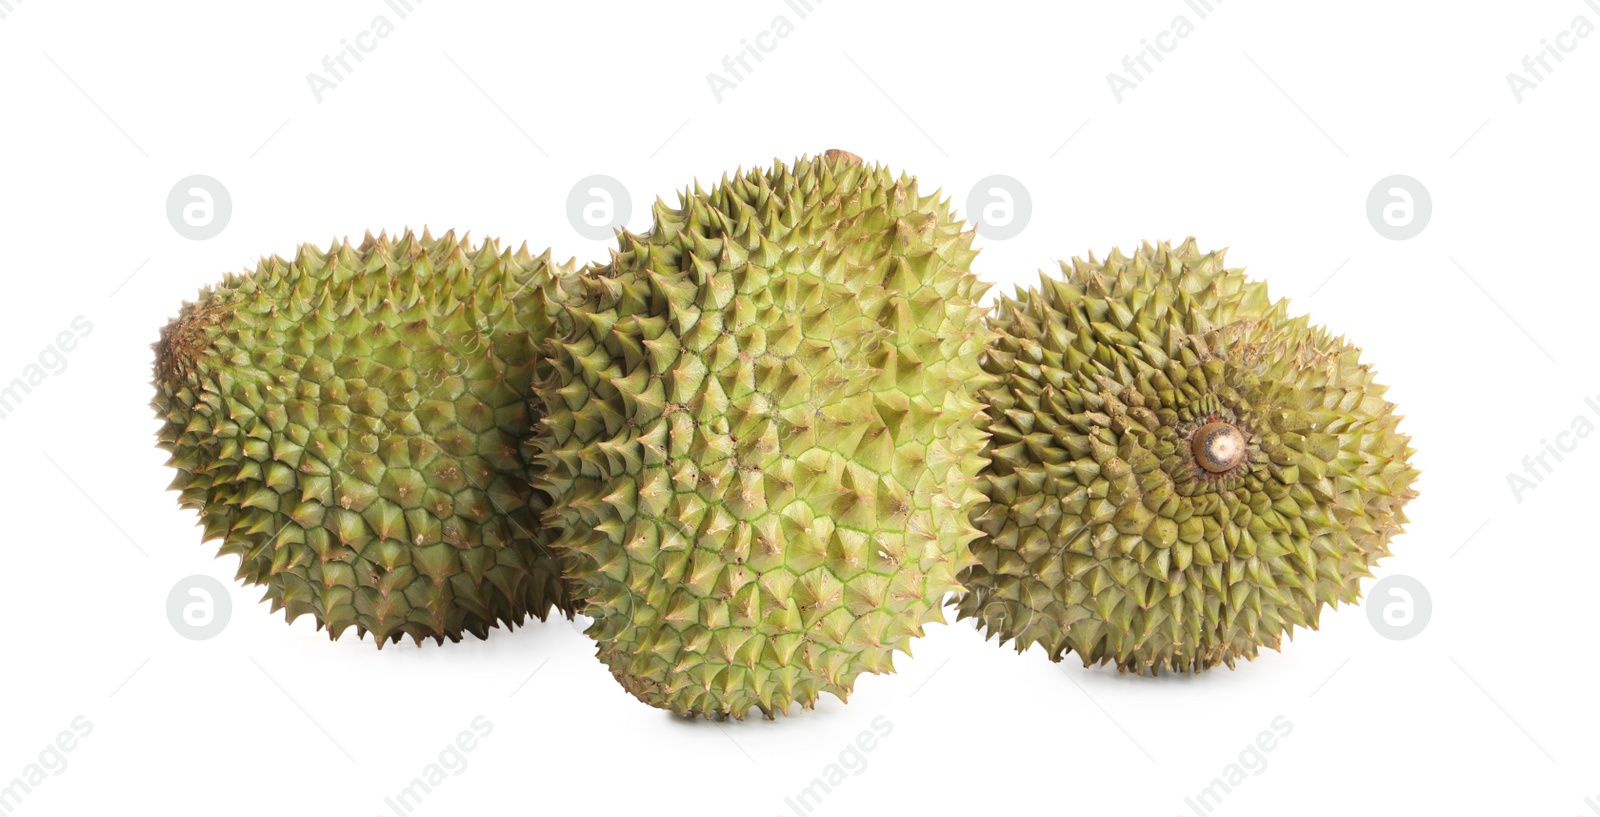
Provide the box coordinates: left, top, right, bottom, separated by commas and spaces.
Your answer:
1, 1, 1596, 815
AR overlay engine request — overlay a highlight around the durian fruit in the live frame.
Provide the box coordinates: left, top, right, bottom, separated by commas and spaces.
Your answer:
152, 229, 580, 647
956, 239, 1418, 673
536, 151, 993, 718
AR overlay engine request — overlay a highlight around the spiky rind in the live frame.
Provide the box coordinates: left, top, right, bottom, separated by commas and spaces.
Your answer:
152, 229, 581, 647
537, 154, 994, 718
956, 238, 1418, 674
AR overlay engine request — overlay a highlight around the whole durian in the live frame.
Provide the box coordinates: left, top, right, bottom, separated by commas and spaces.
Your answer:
152, 229, 579, 646
956, 239, 1418, 673
537, 152, 993, 718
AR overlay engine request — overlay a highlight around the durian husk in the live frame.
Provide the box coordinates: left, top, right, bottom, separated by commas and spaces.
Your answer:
536, 153, 995, 718
153, 229, 582, 647
956, 239, 1419, 674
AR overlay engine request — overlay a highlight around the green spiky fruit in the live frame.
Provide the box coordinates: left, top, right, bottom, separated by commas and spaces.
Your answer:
152, 229, 580, 647
956, 239, 1418, 673
537, 152, 993, 718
